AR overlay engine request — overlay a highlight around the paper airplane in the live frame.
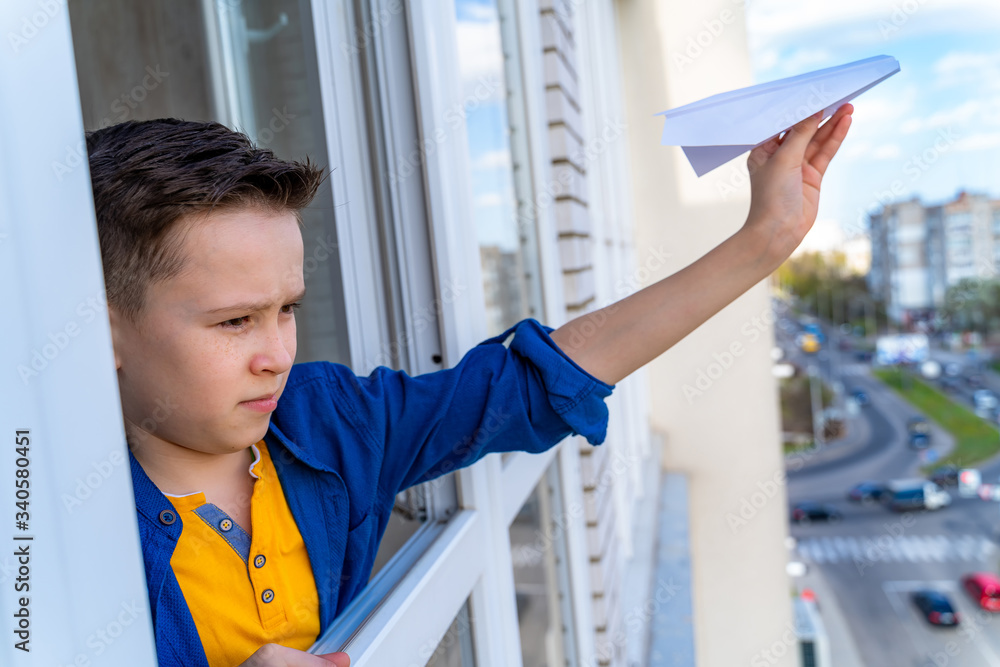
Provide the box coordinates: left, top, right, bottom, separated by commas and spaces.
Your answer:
657, 55, 900, 176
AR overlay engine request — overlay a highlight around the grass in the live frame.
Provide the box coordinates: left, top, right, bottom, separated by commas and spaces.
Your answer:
873, 367, 1000, 469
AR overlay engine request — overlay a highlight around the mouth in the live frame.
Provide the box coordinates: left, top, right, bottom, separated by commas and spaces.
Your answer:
243, 392, 278, 403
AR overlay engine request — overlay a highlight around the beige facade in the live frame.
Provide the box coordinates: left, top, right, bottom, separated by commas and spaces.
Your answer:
615, 1, 798, 665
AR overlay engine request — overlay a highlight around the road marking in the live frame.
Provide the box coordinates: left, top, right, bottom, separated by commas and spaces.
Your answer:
797, 535, 995, 565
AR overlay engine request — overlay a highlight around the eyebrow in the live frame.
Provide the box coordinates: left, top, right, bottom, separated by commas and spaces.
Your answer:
206, 287, 307, 315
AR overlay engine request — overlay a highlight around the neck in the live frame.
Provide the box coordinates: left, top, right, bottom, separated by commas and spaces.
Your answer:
128, 431, 255, 497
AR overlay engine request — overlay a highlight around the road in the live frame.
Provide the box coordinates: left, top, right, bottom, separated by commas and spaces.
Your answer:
778, 312, 1000, 667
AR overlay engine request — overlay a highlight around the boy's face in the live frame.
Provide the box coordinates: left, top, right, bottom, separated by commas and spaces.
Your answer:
110, 207, 305, 457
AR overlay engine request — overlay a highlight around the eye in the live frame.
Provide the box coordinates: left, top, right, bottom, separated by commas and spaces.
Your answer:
218, 302, 301, 330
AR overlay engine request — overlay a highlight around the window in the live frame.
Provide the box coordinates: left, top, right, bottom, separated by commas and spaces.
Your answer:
69, 0, 351, 365
454, 0, 543, 337
510, 465, 577, 666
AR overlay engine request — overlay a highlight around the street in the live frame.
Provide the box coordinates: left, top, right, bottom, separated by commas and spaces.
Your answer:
780, 315, 1000, 666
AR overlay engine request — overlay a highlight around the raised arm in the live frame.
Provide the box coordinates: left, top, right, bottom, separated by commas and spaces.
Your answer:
550, 103, 854, 386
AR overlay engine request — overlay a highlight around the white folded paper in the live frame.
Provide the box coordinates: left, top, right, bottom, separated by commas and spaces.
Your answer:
657, 55, 901, 176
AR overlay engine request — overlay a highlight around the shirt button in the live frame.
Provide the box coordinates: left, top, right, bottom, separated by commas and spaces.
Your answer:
219, 518, 233, 532
254, 555, 266, 568
261, 589, 275, 603
158, 510, 176, 526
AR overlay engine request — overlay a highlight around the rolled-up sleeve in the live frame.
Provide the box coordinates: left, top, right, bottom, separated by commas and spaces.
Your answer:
335, 318, 615, 499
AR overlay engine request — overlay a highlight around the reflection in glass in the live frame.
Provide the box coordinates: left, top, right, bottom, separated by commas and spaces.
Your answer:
426, 600, 477, 667
454, 0, 539, 336
510, 466, 575, 666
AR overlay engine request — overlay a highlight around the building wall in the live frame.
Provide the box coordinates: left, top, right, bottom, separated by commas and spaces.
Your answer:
614, 1, 798, 665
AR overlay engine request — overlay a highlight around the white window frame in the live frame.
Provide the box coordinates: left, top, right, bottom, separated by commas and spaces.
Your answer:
1, 2, 158, 663
311, 1, 605, 664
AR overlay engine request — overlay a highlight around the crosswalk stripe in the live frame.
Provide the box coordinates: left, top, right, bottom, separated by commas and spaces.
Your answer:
796, 535, 996, 565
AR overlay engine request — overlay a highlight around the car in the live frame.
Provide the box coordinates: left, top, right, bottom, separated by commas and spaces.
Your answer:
961, 573, 1000, 612
929, 465, 960, 487
847, 481, 885, 503
938, 376, 961, 393
945, 362, 963, 377
883, 478, 952, 511
909, 432, 931, 449
849, 388, 870, 406
907, 416, 930, 434
911, 590, 960, 626
966, 373, 985, 389
974, 389, 998, 410
790, 502, 842, 523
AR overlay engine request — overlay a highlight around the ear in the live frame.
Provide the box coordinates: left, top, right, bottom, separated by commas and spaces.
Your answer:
107, 305, 124, 370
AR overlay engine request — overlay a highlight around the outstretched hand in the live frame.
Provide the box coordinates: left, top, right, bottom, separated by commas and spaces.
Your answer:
741, 103, 854, 272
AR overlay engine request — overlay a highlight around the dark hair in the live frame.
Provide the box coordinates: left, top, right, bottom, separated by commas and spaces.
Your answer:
86, 118, 324, 325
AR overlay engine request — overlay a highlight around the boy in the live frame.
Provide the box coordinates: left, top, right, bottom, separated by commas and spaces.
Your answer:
88, 104, 852, 666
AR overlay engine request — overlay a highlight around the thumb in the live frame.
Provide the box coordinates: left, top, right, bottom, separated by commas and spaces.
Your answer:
776, 110, 823, 164
318, 653, 350, 667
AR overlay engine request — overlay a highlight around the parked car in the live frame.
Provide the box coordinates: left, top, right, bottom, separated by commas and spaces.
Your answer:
883, 478, 952, 511
929, 465, 960, 487
961, 573, 1000, 612
911, 590, 960, 626
909, 432, 931, 449
847, 481, 885, 503
938, 376, 961, 393
974, 389, 998, 411
907, 416, 930, 434
966, 373, 985, 389
791, 502, 842, 523
850, 388, 870, 406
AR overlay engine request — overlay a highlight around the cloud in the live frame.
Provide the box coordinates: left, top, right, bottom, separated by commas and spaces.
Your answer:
473, 149, 511, 170
872, 144, 901, 159
954, 131, 1000, 152
455, 15, 506, 103
748, 0, 1000, 47
474, 192, 505, 208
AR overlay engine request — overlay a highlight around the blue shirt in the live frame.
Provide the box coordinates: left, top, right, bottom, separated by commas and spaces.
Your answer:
128, 318, 615, 666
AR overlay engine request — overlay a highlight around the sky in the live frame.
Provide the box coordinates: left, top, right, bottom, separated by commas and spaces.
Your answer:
455, 0, 519, 251
744, 0, 1000, 252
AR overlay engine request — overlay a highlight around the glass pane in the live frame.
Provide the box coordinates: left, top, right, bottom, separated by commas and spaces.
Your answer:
510, 465, 575, 667
425, 600, 477, 667
68, 0, 351, 365
454, 0, 541, 337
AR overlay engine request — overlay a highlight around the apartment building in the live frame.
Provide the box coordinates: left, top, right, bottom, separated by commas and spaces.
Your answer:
869, 191, 1000, 325
2, 1, 796, 665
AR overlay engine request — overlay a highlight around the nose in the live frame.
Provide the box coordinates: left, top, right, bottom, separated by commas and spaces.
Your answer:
249, 323, 295, 376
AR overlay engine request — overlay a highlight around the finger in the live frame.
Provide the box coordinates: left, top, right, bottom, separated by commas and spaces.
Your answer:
805, 104, 853, 163
319, 653, 351, 667
747, 135, 781, 172
775, 110, 823, 163
808, 113, 853, 178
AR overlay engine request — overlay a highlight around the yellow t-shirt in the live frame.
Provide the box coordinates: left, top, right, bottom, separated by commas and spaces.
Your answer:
165, 440, 320, 666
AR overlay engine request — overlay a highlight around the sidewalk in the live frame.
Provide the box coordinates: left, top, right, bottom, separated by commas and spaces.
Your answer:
793, 556, 866, 667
